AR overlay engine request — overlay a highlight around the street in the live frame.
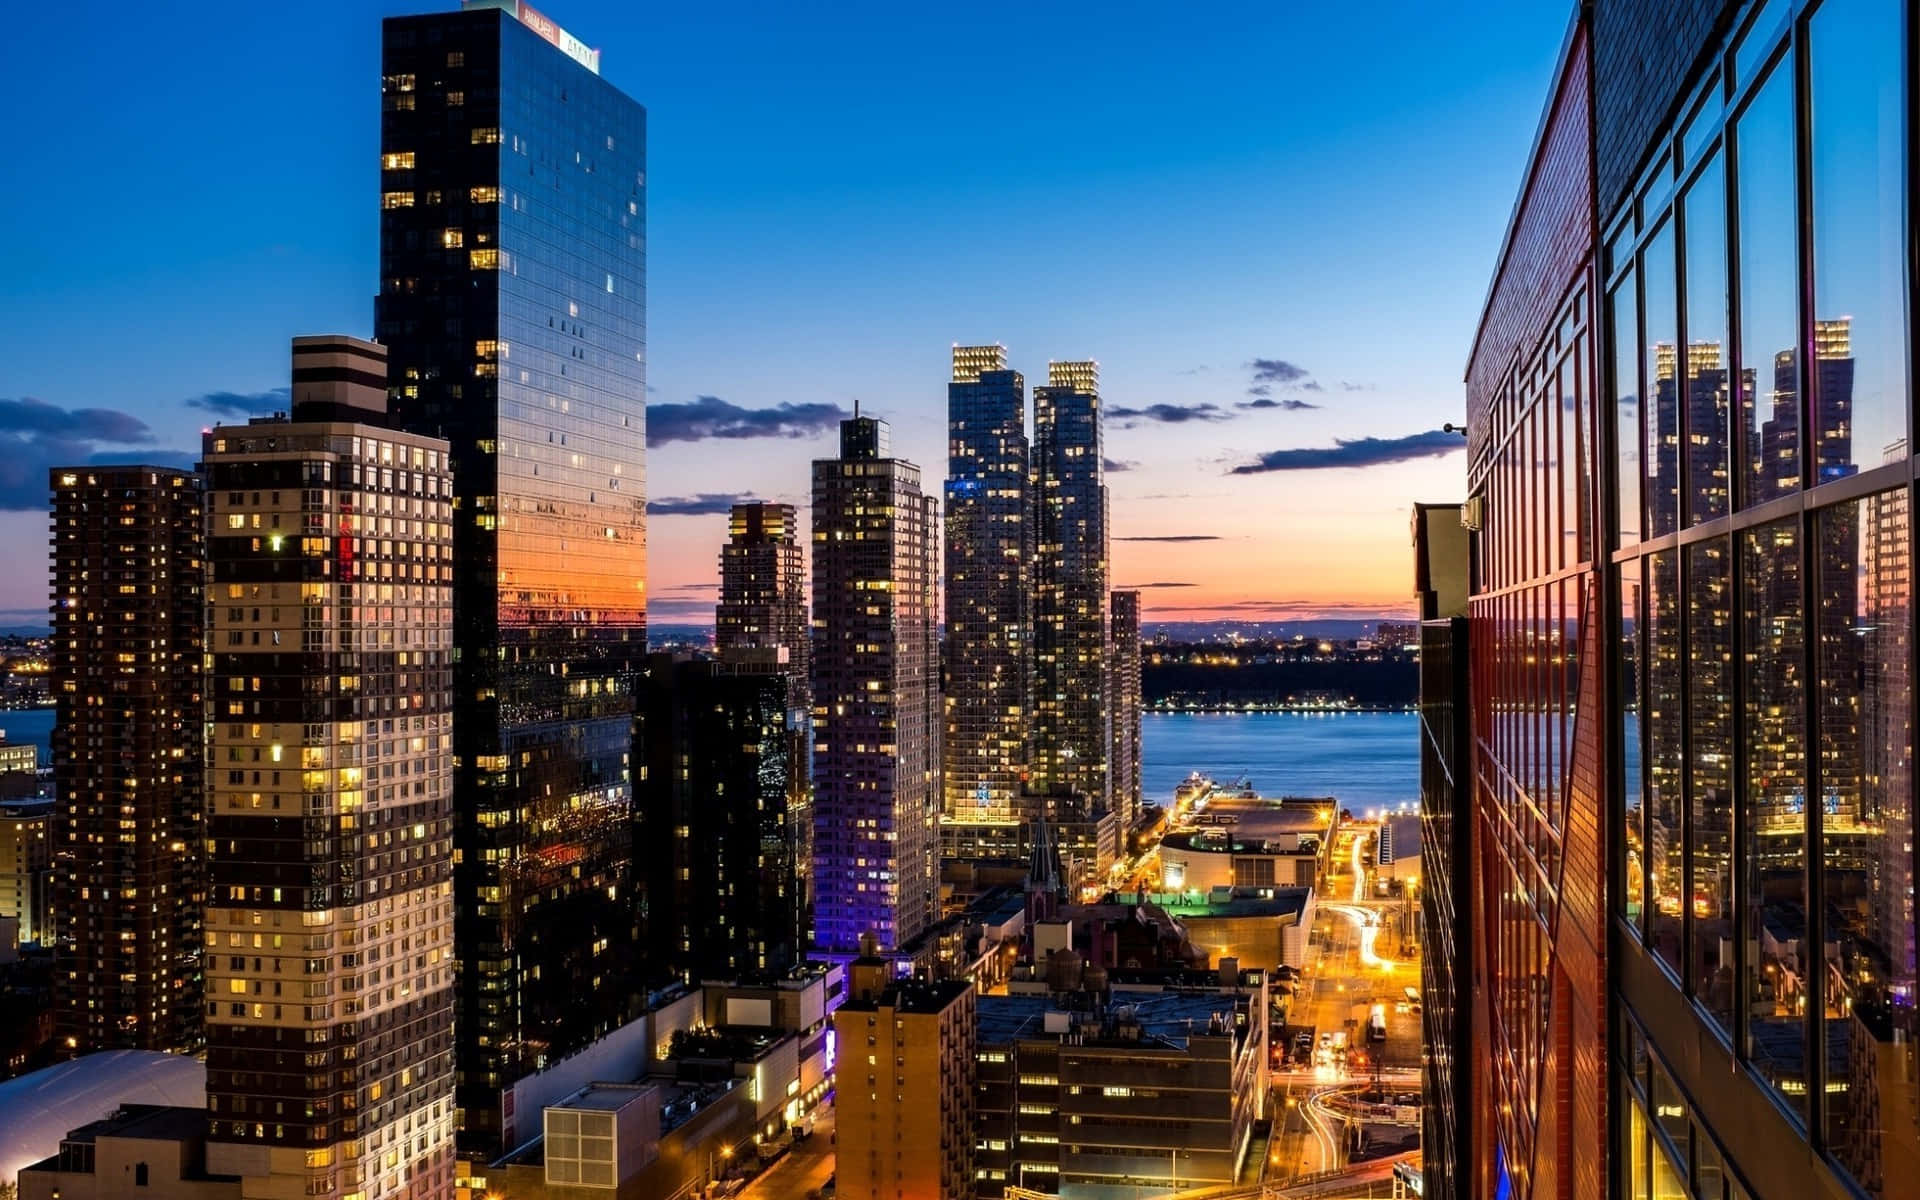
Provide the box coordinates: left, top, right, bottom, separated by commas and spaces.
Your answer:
734, 1102, 836, 1200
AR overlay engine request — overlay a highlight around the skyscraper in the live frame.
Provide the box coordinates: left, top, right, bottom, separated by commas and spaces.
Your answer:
810, 415, 940, 956
716, 501, 809, 710
1031, 361, 1111, 818
633, 654, 803, 978
375, 1, 648, 1150
1108, 589, 1142, 831
943, 344, 1030, 823
49, 464, 205, 1055
200, 336, 456, 1200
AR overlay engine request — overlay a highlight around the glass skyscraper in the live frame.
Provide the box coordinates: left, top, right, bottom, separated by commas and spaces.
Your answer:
375, 0, 648, 1154
943, 345, 1031, 824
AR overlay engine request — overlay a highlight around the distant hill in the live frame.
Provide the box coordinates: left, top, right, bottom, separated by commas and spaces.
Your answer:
1142, 618, 1406, 642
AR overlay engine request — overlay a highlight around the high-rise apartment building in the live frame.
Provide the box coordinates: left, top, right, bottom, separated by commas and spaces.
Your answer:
810, 415, 940, 956
1031, 361, 1111, 818
1449, 1, 1920, 1197
375, 1, 648, 1149
633, 654, 803, 978
833, 964, 975, 1200
200, 336, 456, 1200
49, 465, 204, 1055
943, 345, 1031, 824
716, 501, 809, 710
1108, 589, 1142, 831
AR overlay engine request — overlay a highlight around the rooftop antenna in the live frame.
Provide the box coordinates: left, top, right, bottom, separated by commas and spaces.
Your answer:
854, 398, 861, 420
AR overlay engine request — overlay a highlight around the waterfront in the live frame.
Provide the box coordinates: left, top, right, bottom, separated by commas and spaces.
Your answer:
1141, 710, 1418, 816
0, 707, 51, 766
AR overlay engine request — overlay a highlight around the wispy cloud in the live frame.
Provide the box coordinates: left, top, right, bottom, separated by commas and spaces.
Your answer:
0, 397, 186, 511
184, 388, 289, 419
649, 492, 758, 516
648, 395, 846, 445
1109, 402, 1229, 426
1120, 581, 1199, 589
1238, 397, 1320, 412
1247, 358, 1310, 385
1103, 457, 1139, 473
1117, 535, 1222, 543
1229, 430, 1465, 474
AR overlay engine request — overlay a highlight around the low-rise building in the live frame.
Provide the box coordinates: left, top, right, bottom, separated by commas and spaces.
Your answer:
833, 970, 976, 1200
1150, 887, 1317, 971
974, 968, 1269, 1199
1158, 829, 1320, 892
18, 1105, 240, 1200
0, 797, 52, 949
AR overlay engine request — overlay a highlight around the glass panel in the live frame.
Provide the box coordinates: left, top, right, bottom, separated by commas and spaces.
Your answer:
1732, 0, 1791, 91
1645, 221, 1681, 537
1651, 1059, 1689, 1153
1680, 80, 1725, 168
1683, 154, 1731, 525
1653, 1142, 1688, 1200
1615, 273, 1644, 546
1742, 517, 1808, 1118
1687, 537, 1736, 1031
1817, 488, 1915, 1198
1562, 354, 1581, 569
1630, 1095, 1653, 1200
1692, 1127, 1727, 1200
1807, 0, 1909, 484
1735, 65, 1800, 507
1648, 549, 1684, 973
1620, 561, 1646, 931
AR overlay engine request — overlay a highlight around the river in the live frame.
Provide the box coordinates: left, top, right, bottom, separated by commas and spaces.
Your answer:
1141, 710, 1419, 817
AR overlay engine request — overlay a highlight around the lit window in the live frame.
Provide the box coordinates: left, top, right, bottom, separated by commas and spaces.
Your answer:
381, 152, 415, 171
384, 73, 416, 92
471, 127, 501, 145
470, 187, 501, 204
445, 91, 464, 107
469, 249, 500, 270
441, 228, 464, 248
382, 192, 414, 210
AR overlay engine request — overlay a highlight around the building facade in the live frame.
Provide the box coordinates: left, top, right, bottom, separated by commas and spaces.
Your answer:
633, 655, 804, 979
1460, 1, 1920, 1197
375, 1, 649, 1150
1031, 362, 1112, 818
809, 416, 941, 957
0, 798, 52, 949
200, 336, 456, 1200
715, 501, 809, 710
832, 971, 975, 1200
944, 344, 1032, 824
1108, 589, 1143, 830
49, 465, 204, 1055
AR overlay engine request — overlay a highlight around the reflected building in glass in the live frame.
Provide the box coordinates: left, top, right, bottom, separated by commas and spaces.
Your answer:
375, 0, 647, 1154
1457, 0, 1920, 1197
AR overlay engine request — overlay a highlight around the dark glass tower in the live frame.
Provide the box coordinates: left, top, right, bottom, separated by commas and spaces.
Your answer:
633, 654, 802, 979
375, 1, 647, 1153
49, 465, 205, 1056
943, 345, 1030, 823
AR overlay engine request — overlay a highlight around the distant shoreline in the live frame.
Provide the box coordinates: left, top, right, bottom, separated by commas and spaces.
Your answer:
1144, 705, 1416, 715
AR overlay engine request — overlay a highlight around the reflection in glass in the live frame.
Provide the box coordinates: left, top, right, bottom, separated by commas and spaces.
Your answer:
1818, 486, 1915, 1198
1615, 274, 1643, 545
1687, 537, 1735, 1030
1648, 549, 1683, 973
1630, 1096, 1652, 1200
1620, 562, 1645, 930
1683, 155, 1730, 525
1808, 0, 1908, 484
1693, 1128, 1727, 1200
1732, 0, 1790, 90
1735, 65, 1799, 506
1741, 518, 1807, 1118
1644, 223, 1680, 537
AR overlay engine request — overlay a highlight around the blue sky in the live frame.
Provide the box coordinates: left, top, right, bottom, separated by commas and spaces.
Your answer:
0, 0, 1569, 625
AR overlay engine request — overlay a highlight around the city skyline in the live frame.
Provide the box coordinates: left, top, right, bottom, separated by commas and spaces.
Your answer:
0, 0, 1568, 627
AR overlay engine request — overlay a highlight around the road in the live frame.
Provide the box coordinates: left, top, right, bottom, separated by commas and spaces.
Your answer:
735, 1102, 836, 1200
1264, 819, 1423, 1187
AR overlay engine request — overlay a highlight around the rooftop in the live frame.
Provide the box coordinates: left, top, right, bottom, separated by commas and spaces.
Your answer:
1151, 886, 1313, 920
553, 1083, 655, 1114
978, 989, 1250, 1051
839, 977, 973, 1016
54, 1104, 213, 1146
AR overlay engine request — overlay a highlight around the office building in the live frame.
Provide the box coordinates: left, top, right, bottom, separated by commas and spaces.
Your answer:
809, 414, 941, 956
0, 798, 52, 949
974, 967, 1269, 1198
1031, 361, 1111, 818
833, 967, 975, 1200
715, 501, 809, 711
48, 464, 204, 1055
633, 654, 804, 978
1108, 589, 1142, 830
944, 344, 1032, 823
1457, 1, 1920, 1196
376, 0, 649, 1150
200, 336, 456, 1200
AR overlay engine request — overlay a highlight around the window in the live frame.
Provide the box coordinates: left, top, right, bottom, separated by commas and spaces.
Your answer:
1680, 153, 1728, 525
1646, 548, 1681, 974
471, 127, 501, 145
469, 249, 499, 270
381, 192, 414, 210
441, 229, 463, 249
1685, 536, 1733, 1031
1611, 272, 1642, 545
1617, 561, 1645, 929
470, 186, 501, 204
1642, 221, 1678, 537
1734, 63, 1798, 506
381, 152, 414, 171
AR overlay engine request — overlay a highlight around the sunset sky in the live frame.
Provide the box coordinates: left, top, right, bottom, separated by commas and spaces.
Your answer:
0, 0, 1566, 628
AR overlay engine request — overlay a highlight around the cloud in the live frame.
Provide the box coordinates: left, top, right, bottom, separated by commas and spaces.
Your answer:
1247, 358, 1310, 385
1238, 397, 1320, 412
649, 492, 758, 516
1339, 381, 1373, 392
648, 395, 846, 446
1109, 402, 1229, 426
1178, 366, 1210, 376
184, 388, 289, 419
1119, 581, 1198, 589
1228, 429, 1466, 474
1117, 535, 1222, 543
0, 397, 185, 511
1103, 457, 1138, 473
